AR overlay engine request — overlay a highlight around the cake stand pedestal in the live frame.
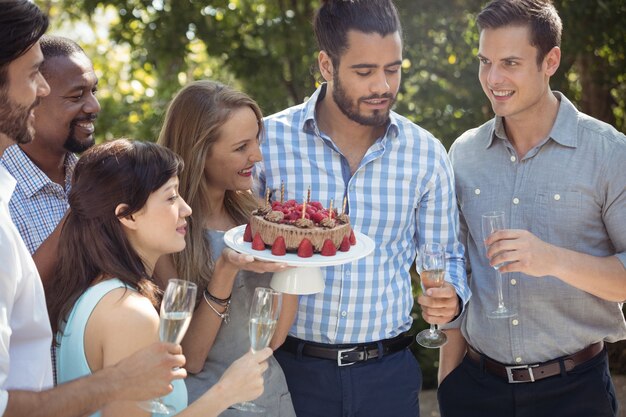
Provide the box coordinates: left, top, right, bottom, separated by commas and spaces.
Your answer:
224, 225, 375, 295
270, 267, 324, 295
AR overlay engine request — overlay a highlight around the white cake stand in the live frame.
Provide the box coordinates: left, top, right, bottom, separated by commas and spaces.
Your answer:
223, 225, 375, 295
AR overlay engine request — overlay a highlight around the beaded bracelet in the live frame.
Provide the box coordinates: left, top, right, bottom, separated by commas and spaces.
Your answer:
203, 289, 231, 324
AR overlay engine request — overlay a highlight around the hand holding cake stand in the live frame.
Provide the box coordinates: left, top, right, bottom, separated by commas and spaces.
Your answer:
224, 225, 375, 295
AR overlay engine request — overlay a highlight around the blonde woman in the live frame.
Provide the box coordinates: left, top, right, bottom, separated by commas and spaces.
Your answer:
156, 80, 297, 416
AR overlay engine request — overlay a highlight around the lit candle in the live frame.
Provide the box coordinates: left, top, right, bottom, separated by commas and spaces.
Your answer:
280, 180, 284, 203
342, 196, 347, 214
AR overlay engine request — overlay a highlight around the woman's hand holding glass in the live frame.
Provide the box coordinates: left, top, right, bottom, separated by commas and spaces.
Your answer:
215, 348, 272, 407
231, 287, 282, 413
138, 279, 197, 415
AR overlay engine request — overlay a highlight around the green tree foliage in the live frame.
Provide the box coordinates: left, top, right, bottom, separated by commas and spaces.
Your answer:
395, 0, 487, 147
39, 0, 625, 144
552, 0, 626, 131
39, 0, 320, 141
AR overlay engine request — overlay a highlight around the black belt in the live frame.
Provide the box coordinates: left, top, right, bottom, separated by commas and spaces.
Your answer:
466, 342, 604, 383
280, 334, 414, 367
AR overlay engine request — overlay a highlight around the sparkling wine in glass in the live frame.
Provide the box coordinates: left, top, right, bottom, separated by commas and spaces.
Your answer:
415, 243, 448, 348
249, 316, 278, 352
139, 279, 197, 415
481, 211, 516, 319
231, 287, 282, 413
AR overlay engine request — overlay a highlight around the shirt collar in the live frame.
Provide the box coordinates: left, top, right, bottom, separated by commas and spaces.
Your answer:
0, 164, 17, 205
547, 92, 579, 148
301, 84, 324, 133
488, 91, 579, 149
63, 152, 78, 188
0, 144, 77, 198
301, 83, 400, 140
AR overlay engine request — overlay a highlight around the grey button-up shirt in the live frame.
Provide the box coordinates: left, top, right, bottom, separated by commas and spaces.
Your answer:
449, 92, 626, 364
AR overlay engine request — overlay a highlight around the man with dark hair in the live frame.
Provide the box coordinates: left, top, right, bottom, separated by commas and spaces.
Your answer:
438, 1, 626, 416
1, 35, 100, 284
0, 0, 48, 147
258, 1, 470, 415
0, 1, 187, 416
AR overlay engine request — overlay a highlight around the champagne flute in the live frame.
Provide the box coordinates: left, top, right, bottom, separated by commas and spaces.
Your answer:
415, 243, 448, 348
231, 287, 282, 413
138, 279, 197, 415
481, 211, 516, 319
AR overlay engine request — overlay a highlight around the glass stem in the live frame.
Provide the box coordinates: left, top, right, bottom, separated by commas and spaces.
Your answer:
496, 270, 505, 309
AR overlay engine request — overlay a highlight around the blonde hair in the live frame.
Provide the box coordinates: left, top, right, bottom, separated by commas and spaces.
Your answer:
157, 80, 262, 290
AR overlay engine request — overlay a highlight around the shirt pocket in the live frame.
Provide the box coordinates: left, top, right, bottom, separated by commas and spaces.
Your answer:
533, 190, 582, 251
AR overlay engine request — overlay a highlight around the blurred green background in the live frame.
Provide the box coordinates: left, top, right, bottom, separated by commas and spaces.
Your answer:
37, 0, 625, 145
36, 0, 626, 389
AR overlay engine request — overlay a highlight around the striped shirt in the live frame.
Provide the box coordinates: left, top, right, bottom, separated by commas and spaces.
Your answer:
0, 144, 76, 254
258, 85, 470, 344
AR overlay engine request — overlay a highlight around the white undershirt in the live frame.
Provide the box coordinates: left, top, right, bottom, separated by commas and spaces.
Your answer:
0, 166, 53, 416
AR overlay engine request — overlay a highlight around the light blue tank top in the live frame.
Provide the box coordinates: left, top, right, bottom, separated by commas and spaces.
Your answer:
55, 278, 187, 416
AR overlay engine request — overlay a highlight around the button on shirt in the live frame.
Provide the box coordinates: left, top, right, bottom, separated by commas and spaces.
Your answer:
0, 165, 54, 416
0, 144, 76, 254
258, 84, 470, 344
449, 92, 626, 364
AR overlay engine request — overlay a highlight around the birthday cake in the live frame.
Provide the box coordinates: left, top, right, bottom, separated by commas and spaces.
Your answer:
243, 198, 355, 258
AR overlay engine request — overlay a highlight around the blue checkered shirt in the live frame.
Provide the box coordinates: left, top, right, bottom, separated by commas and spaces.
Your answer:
0, 144, 76, 254
258, 85, 470, 344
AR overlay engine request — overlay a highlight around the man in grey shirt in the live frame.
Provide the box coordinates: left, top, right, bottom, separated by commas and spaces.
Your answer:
438, 1, 626, 416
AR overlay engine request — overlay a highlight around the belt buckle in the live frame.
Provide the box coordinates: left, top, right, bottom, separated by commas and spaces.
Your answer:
337, 347, 359, 367
505, 364, 539, 383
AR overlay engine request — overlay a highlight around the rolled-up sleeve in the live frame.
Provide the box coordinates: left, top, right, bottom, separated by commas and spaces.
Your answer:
604, 141, 626, 271
417, 142, 471, 308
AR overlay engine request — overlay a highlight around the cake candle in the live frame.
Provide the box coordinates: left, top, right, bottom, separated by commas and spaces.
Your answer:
329, 198, 334, 219
280, 181, 284, 203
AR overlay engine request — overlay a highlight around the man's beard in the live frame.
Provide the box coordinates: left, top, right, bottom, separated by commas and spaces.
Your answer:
332, 70, 395, 127
0, 88, 38, 145
64, 116, 97, 153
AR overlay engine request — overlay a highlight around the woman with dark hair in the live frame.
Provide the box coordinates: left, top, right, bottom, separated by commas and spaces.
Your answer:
156, 80, 297, 416
47, 139, 272, 417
